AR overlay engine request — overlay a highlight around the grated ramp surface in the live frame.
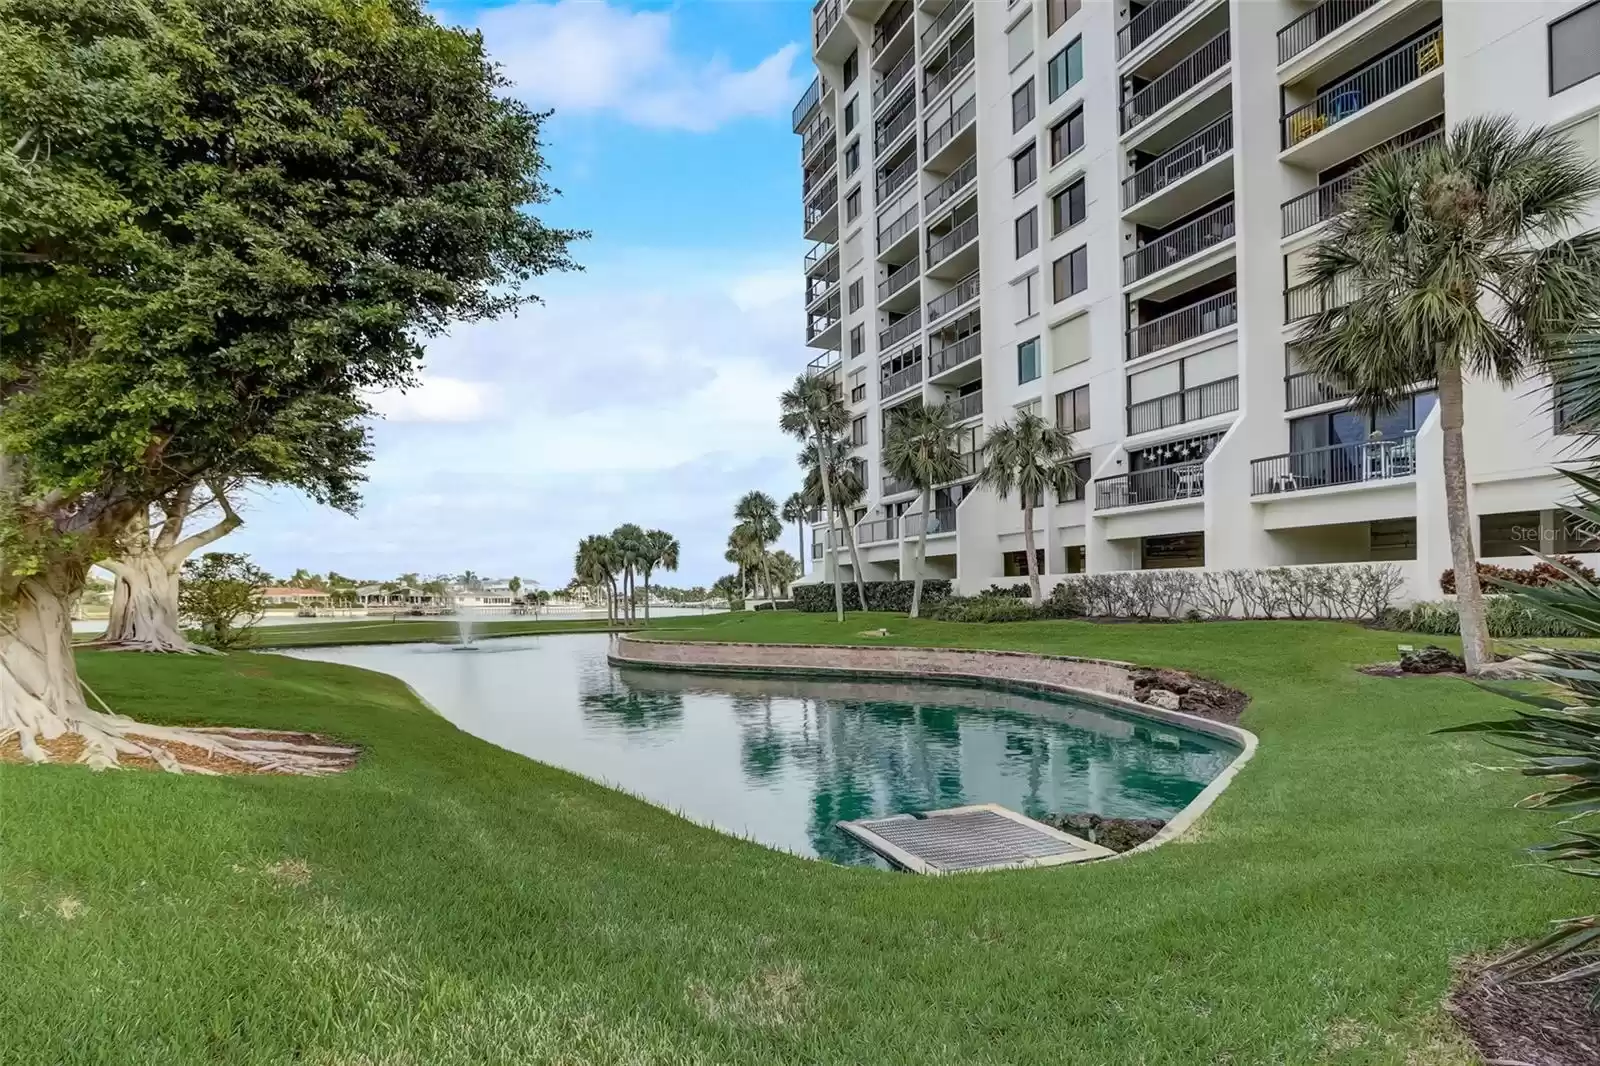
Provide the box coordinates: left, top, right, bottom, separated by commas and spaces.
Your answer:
838, 805, 1114, 874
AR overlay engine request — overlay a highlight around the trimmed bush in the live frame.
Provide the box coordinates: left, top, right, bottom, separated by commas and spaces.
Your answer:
981, 583, 1031, 600
1057, 564, 1403, 622
928, 597, 1041, 623
1380, 596, 1590, 639
791, 579, 953, 613
753, 600, 796, 612
1439, 555, 1599, 594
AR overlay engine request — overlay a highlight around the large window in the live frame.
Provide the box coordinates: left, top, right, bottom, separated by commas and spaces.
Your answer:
1012, 79, 1035, 132
1047, 0, 1081, 37
1015, 208, 1038, 257
1063, 543, 1086, 572
849, 324, 864, 357
1551, 2, 1600, 94
1017, 338, 1041, 383
1061, 457, 1092, 503
1051, 177, 1086, 234
848, 278, 863, 312
1011, 270, 1040, 321
1055, 384, 1090, 432
1013, 142, 1038, 192
843, 49, 858, 89
1052, 245, 1087, 301
843, 140, 860, 176
843, 96, 858, 132
1006, 9, 1034, 71
1049, 106, 1084, 165
845, 187, 861, 221
850, 415, 867, 447
1047, 37, 1083, 101
1289, 389, 1437, 453
1002, 549, 1046, 576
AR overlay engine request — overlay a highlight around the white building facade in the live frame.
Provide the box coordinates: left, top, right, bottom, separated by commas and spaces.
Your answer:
796, 0, 1600, 601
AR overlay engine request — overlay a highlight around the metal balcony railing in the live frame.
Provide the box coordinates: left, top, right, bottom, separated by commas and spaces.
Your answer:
927, 213, 979, 267
814, 0, 841, 48
1122, 115, 1231, 207
807, 295, 841, 341
808, 350, 841, 376
1251, 434, 1417, 494
1096, 461, 1206, 509
1284, 371, 1355, 410
1116, 0, 1195, 59
876, 152, 917, 203
804, 242, 835, 273
880, 308, 922, 350
903, 506, 957, 537
1284, 274, 1354, 323
877, 203, 919, 253
874, 48, 917, 112
1277, 0, 1379, 65
922, 0, 973, 52
948, 390, 982, 421
804, 174, 838, 227
924, 93, 976, 158
924, 155, 977, 217
923, 32, 975, 105
1126, 376, 1238, 435
928, 331, 980, 376
927, 272, 979, 322
1279, 127, 1441, 236
1281, 26, 1443, 149
802, 156, 837, 197
801, 117, 835, 163
873, 0, 912, 54
1122, 201, 1234, 284
878, 260, 919, 303
1120, 31, 1229, 133
881, 362, 924, 400
875, 94, 917, 154
1126, 289, 1236, 360
858, 516, 900, 543
806, 270, 839, 306
793, 75, 822, 132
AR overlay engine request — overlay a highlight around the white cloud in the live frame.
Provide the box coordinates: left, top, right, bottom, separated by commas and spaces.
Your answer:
468, 1, 803, 132
370, 375, 495, 423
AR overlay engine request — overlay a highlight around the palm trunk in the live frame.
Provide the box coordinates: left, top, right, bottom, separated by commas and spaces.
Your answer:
642, 567, 652, 623
841, 513, 869, 612
796, 521, 805, 577
1439, 365, 1490, 673
910, 488, 930, 618
816, 428, 844, 622
1022, 502, 1042, 606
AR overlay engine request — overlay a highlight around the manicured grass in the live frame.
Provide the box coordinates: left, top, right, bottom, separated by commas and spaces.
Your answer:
248, 616, 636, 647
2, 613, 1577, 1064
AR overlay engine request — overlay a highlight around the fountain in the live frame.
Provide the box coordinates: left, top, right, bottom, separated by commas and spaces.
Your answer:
454, 605, 479, 650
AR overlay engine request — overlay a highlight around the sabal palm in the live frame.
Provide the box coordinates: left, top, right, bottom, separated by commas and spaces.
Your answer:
638, 529, 679, 623
884, 401, 968, 617
779, 373, 855, 619
574, 535, 617, 623
979, 410, 1077, 605
781, 491, 809, 576
726, 524, 766, 596
610, 523, 647, 621
798, 435, 869, 612
1299, 115, 1600, 674
733, 491, 781, 599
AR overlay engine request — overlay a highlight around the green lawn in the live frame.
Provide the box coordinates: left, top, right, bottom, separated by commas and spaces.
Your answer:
2, 613, 1576, 1064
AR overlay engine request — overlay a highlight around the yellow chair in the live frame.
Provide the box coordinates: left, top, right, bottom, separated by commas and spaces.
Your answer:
1290, 112, 1328, 145
1418, 36, 1443, 74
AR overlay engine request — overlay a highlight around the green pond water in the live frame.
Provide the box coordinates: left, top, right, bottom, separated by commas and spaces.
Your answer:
282, 633, 1238, 867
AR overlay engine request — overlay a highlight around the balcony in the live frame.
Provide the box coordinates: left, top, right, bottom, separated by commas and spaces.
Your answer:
1123, 201, 1234, 286
1284, 371, 1355, 411
921, 0, 972, 53
1251, 435, 1416, 495
924, 92, 976, 163
880, 308, 922, 350
806, 264, 839, 308
877, 259, 919, 304
881, 357, 924, 399
1277, 0, 1379, 65
807, 350, 842, 381
927, 271, 979, 323
1284, 274, 1354, 324
807, 294, 841, 346
1117, 0, 1196, 60
1279, 123, 1441, 237
873, 47, 917, 113
1120, 31, 1229, 135
903, 506, 957, 537
922, 26, 974, 106
793, 76, 821, 132
927, 213, 978, 269
858, 516, 900, 543
804, 174, 839, 238
872, 0, 912, 57
801, 116, 835, 165
1280, 25, 1443, 163
875, 90, 917, 154
804, 241, 835, 273
1122, 115, 1232, 220
1096, 461, 1206, 509
877, 201, 919, 256
928, 330, 980, 378
813, 0, 842, 50
1127, 375, 1238, 435
1127, 289, 1236, 360
924, 155, 976, 220
875, 151, 916, 203
802, 155, 837, 199
947, 390, 982, 422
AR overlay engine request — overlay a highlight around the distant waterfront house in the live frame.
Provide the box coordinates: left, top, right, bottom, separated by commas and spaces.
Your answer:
453, 582, 517, 607
261, 587, 331, 608
355, 585, 438, 607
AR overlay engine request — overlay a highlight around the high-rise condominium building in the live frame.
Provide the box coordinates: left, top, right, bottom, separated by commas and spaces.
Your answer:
795, 0, 1600, 599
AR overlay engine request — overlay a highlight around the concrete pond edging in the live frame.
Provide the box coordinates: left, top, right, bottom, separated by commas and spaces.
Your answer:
607, 634, 1259, 862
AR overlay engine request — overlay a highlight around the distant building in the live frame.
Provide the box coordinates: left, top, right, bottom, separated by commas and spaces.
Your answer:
355, 585, 438, 607
261, 587, 330, 608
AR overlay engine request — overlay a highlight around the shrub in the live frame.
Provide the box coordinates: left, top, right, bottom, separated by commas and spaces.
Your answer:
753, 600, 795, 612
928, 597, 1042, 623
1380, 597, 1590, 639
791, 579, 953, 613
179, 552, 268, 650
1439, 555, 1599, 594
1054, 564, 1402, 623
980, 583, 1031, 599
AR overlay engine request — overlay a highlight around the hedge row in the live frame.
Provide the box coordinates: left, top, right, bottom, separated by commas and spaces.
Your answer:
1438, 555, 1598, 594
1380, 597, 1591, 639
792, 580, 953, 613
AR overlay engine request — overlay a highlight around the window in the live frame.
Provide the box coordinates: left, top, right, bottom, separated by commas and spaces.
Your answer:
1061, 458, 1092, 502
848, 278, 864, 312
1050, 177, 1086, 234
843, 96, 858, 133
1018, 338, 1041, 383
844, 140, 860, 176
1015, 208, 1038, 257
1141, 533, 1204, 570
1551, 2, 1600, 94
1063, 543, 1086, 572
845, 187, 861, 221
1012, 79, 1035, 132
1050, 313, 1089, 370
1002, 549, 1046, 576
851, 415, 867, 447
1047, 0, 1081, 36
849, 325, 864, 357
1047, 37, 1083, 101
1479, 511, 1542, 557
1049, 106, 1084, 165
1006, 10, 1034, 71
1011, 270, 1040, 321
1055, 384, 1090, 432
1052, 245, 1087, 301
1013, 142, 1037, 192
843, 49, 858, 89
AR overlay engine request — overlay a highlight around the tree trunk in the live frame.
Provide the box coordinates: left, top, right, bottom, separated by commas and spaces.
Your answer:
642, 568, 652, 623
101, 546, 189, 651
910, 488, 930, 618
1022, 502, 1042, 606
841, 513, 869, 612
796, 521, 805, 577
816, 430, 844, 622
1438, 365, 1491, 673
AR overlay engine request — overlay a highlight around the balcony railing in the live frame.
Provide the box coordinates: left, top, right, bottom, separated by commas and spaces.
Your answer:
880, 308, 922, 350
903, 506, 958, 537
1126, 375, 1238, 435
1096, 461, 1206, 509
807, 295, 841, 341
1120, 31, 1229, 133
801, 117, 835, 163
1122, 115, 1231, 207
793, 75, 822, 131
922, 0, 972, 52
1277, 0, 1380, 65
924, 93, 976, 158
1251, 434, 1417, 494
927, 214, 979, 267
1284, 371, 1355, 410
923, 32, 975, 105
924, 155, 977, 217
1122, 201, 1234, 284
804, 174, 838, 227
876, 152, 917, 203
875, 94, 917, 153
1284, 274, 1354, 323
1280, 127, 1441, 236
927, 272, 979, 322
814, 0, 841, 47
803, 156, 837, 198
1126, 289, 1236, 360
877, 203, 919, 253
872, 0, 913, 54
882, 359, 925, 398
948, 390, 982, 421
1281, 26, 1443, 149
808, 350, 841, 376
803, 242, 835, 273
874, 47, 917, 111
1116, 0, 1195, 59
878, 260, 919, 303
858, 516, 900, 543
929, 331, 980, 376
806, 269, 839, 306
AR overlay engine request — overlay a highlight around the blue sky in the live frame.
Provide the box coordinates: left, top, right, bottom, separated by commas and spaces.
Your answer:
225, 0, 818, 589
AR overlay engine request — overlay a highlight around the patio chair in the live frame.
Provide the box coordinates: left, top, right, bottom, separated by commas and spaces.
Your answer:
1418, 36, 1443, 74
1329, 90, 1362, 121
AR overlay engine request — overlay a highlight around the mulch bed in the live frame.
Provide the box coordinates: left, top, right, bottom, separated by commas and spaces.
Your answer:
1, 729, 356, 775
1448, 955, 1600, 1066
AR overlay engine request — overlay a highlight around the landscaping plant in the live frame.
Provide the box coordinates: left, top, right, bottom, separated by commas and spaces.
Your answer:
178, 553, 269, 651
883, 402, 967, 618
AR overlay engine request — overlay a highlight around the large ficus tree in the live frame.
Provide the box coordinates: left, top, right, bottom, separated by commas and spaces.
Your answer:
0, 0, 580, 769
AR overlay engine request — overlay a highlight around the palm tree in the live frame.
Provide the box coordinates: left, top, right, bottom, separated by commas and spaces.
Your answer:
780, 373, 852, 620
638, 529, 680, 623
782, 492, 809, 577
1299, 115, 1600, 674
769, 549, 802, 597
508, 575, 522, 602
733, 491, 781, 601
799, 435, 869, 612
726, 524, 767, 598
574, 535, 617, 625
979, 410, 1078, 605
884, 401, 968, 617
610, 523, 647, 622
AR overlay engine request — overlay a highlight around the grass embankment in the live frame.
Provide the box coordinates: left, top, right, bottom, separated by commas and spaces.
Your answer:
249, 616, 636, 648
2, 613, 1578, 1064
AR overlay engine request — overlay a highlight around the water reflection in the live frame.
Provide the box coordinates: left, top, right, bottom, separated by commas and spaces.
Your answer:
281, 635, 1236, 867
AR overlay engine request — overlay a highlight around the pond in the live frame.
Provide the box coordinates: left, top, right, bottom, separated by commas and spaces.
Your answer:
281, 634, 1238, 867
